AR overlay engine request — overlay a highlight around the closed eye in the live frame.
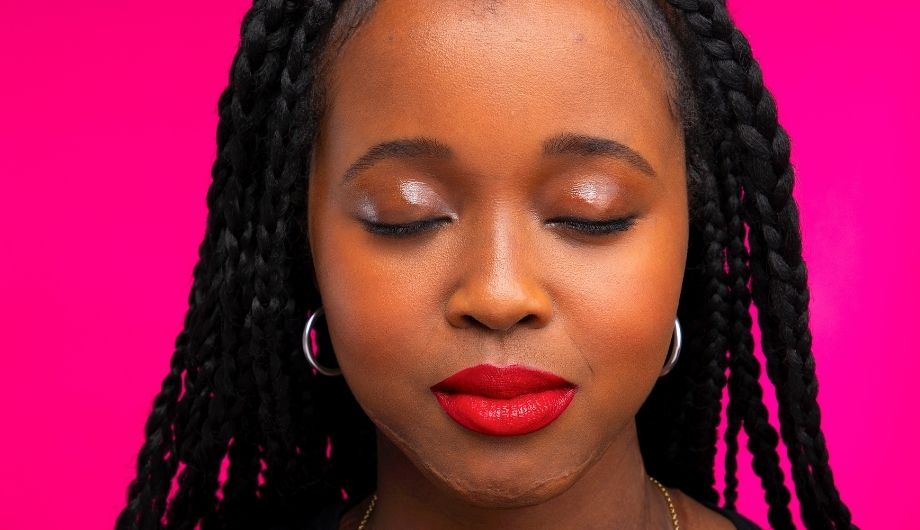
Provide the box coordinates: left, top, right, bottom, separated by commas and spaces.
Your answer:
360, 217, 453, 237
360, 215, 637, 238
547, 216, 637, 235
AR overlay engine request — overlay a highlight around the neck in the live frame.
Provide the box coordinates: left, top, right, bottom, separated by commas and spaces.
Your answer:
370, 422, 672, 530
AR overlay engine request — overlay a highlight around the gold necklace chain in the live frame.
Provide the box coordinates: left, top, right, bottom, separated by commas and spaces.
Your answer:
356, 475, 678, 530
357, 493, 377, 530
647, 475, 680, 530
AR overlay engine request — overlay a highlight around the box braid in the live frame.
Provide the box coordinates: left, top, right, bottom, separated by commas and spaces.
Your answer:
640, 6, 792, 528
664, 1, 853, 528
117, 1, 855, 529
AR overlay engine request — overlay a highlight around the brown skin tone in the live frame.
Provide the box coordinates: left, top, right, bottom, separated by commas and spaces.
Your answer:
308, 0, 734, 528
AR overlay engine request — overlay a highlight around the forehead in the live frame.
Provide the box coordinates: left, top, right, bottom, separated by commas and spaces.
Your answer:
317, 0, 680, 179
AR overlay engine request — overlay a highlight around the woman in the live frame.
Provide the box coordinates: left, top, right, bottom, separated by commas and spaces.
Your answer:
117, 0, 856, 528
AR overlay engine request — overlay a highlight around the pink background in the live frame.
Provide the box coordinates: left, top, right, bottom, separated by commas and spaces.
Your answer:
1, 1, 916, 528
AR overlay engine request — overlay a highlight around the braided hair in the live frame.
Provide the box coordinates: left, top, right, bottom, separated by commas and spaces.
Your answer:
117, 1, 855, 528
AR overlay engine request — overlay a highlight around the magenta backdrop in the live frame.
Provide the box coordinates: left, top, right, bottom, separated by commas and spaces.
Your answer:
1, 1, 916, 528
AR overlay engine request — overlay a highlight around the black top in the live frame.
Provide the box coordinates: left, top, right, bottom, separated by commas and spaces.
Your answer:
270, 497, 763, 530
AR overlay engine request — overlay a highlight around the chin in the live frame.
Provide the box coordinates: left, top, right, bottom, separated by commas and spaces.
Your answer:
417, 451, 586, 509
446, 480, 568, 508
371, 405, 607, 509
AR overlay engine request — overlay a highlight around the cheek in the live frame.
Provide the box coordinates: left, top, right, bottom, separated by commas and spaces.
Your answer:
311, 221, 445, 415
553, 205, 687, 418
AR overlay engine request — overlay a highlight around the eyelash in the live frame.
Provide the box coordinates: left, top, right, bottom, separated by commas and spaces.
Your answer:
361, 216, 637, 237
361, 218, 452, 236
549, 216, 637, 234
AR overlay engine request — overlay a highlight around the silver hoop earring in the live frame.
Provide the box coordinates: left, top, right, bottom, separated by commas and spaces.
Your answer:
660, 318, 682, 376
301, 306, 342, 377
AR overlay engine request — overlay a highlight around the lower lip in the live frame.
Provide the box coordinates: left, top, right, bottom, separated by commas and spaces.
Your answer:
433, 387, 577, 436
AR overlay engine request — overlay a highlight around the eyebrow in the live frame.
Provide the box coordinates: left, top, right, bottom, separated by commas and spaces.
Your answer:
542, 132, 656, 177
339, 132, 656, 185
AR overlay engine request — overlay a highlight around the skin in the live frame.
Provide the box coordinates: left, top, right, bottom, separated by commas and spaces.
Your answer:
307, 0, 734, 528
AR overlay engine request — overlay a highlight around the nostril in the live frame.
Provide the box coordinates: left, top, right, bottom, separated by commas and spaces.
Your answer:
463, 312, 539, 332
519, 314, 538, 325
463, 315, 489, 329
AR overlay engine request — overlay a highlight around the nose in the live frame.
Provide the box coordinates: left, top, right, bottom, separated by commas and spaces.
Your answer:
445, 215, 553, 332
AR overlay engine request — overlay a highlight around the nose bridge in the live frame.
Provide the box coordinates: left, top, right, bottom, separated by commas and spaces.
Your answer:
446, 208, 552, 332
479, 212, 524, 297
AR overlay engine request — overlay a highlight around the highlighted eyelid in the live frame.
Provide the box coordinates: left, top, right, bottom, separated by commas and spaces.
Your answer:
352, 181, 451, 222
398, 180, 441, 206
567, 180, 617, 205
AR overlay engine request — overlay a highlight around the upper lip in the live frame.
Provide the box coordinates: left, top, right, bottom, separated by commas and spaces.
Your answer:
430, 364, 576, 399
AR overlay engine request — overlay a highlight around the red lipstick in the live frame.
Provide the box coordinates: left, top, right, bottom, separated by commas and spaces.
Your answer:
430, 364, 577, 437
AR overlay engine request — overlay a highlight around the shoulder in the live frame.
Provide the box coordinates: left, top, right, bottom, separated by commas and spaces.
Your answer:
672, 489, 763, 530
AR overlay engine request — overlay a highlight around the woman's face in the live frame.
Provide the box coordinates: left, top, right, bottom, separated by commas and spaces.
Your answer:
308, 0, 687, 507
